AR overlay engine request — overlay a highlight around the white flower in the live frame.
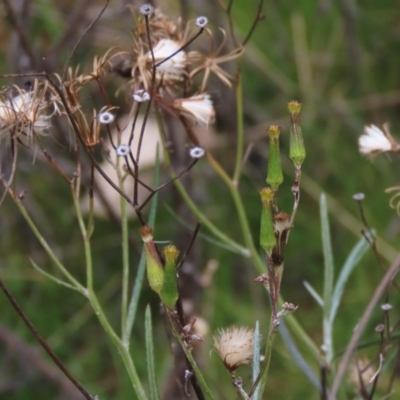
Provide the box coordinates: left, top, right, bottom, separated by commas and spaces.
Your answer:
133, 89, 151, 102
116, 144, 130, 157
98, 111, 115, 124
174, 93, 215, 126
196, 16, 208, 28
358, 124, 399, 155
150, 39, 186, 77
189, 146, 205, 159
213, 326, 254, 373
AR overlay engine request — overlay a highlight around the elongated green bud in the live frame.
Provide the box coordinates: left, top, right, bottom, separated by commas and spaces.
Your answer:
288, 101, 306, 168
160, 245, 180, 308
140, 226, 164, 294
260, 188, 276, 255
266, 125, 283, 190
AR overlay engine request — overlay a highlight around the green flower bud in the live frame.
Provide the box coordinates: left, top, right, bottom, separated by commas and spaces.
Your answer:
140, 226, 164, 294
160, 245, 180, 308
260, 188, 276, 255
266, 125, 283, 190
288, 101, 306, 168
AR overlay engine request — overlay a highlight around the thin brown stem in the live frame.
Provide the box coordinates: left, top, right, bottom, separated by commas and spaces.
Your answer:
328, 251, 400, 399
61, 0, 110, 81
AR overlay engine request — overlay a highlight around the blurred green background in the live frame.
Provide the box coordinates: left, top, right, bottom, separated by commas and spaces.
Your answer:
1, 0, 400, 399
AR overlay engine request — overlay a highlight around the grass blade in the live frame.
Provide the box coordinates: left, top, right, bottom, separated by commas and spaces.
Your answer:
145, 305, 160, 400
303, 281, 323, 307
330, 232, 372, 323
320, 193, 334, 363
279, 320, 321, 389
252, 321, 261, 400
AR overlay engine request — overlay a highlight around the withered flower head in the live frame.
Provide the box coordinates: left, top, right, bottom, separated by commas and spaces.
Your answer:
73, 106, 114, 147
0, 81, 53, 143
213, 326, 254, 373
173, 93, 215, 126
189, 29, 244, 91
348, 357, 375, 392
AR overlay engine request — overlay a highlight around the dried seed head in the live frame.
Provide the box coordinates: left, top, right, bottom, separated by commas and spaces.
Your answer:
213, 326, 254, 373
348, 357, 375, 392
139, 4, 154, 16
189, 146, 205, 159
358, 124, 400, 155
196, 16, 208, 28
174, 93, 215, 126
116, 144, 130, 157
98, 111, 115, 124
277, 302, 298, 318
133, 89, 151, 102
0, 82, 53, 143
151, 39, 186, 76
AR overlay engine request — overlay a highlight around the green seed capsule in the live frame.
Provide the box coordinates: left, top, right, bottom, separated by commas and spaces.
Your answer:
259, 188, 276, 255
161, 245, 180, 308
140, 226, 164, 294
266, 125, 283, 190
288, 101, 306, 168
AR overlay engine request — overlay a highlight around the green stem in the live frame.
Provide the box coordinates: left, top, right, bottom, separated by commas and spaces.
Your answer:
88, 291, 148, 399
233, 67, 244, 184
207, 154, 265, 274
117, 158, 130, 338
72, 180, 148, 400
71, 182, 94, 291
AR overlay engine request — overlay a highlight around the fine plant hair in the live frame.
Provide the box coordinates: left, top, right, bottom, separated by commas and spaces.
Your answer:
1, 1, 400, 400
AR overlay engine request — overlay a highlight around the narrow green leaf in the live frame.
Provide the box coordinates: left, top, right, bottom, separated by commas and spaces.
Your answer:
320, 193, 334, 363
279, 320, 320, 389
30, 259, 82, 293
330, 232, 372, 323
164, 205, 243, 254
252, 321, 261, 400
145, 305, 160, 400
303, 281, 323, 307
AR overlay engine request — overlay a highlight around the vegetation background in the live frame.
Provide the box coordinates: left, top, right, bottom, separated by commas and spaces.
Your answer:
1, 0, 400, 399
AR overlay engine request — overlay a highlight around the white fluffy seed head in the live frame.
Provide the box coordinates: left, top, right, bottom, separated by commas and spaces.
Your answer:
189, 146, 205, 159
139, 4, 154, 16
116, 144, 130, 157
358, 124, 396, 155
213, 326, 254, 373
174, 93, 215, 126
196, 16, 208, 28
98, 111, 115, 125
